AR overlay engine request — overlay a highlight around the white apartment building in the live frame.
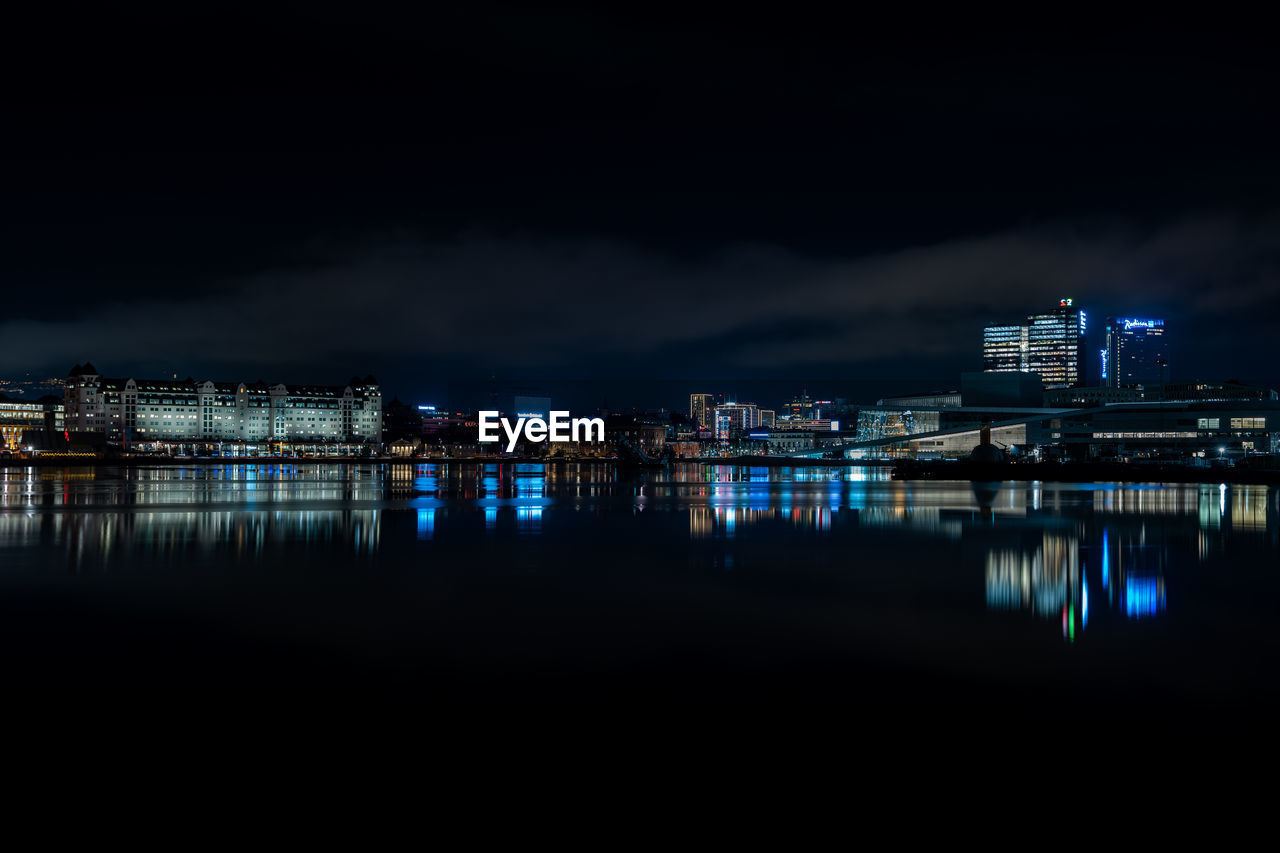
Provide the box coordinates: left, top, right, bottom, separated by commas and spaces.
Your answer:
64, 364, 382, 446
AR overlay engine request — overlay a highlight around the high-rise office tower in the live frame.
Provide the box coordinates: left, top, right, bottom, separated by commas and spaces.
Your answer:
1103, 317, 1168, 387
982, 324, 1029, 372
690, 393, 713, 428
983, 299, 1086, 389
1026, 299, 1087, 389
712, 402, 761, 439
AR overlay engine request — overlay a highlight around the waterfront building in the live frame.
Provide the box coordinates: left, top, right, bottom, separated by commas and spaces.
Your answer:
0, 395, 65, 451
1044, 385, 1145, 408
63, 364, 382, 447
668, 440, 703, 459
745, 429, 815, 454
855, 384, 1069, 451
774, 416, 835, 432
984, 299, 1087, 389
849, 399, 1278, 460
1051, 402, 1278, 458
1103, 318, 1169, 387
389, 437, 423, 457
1045, 380, 1276, 408
1152, 381, 1277, 402
690, 393, 713, 428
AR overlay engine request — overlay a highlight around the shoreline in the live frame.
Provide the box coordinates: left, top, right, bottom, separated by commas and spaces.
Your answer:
891, 459, 1280, 485
2, 454, 1277, 484
0, 454, 878, 468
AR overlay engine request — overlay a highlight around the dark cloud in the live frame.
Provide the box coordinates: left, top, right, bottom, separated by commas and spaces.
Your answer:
6, 214, 1277, 397
3, 6, 1278, 408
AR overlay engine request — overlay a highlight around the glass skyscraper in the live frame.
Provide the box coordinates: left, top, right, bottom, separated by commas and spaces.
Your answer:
689, 393, 713, 428
1103, 317, 1168, 387
982, 324, 1028, 372
983, 299, 1087, 390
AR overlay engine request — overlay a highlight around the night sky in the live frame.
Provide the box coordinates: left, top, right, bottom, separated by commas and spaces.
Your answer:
3, 5, 1279, 410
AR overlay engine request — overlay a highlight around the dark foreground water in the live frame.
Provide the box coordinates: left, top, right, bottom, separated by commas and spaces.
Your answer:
3, 462, 1278, 741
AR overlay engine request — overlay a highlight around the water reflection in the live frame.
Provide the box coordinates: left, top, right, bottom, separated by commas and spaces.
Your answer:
0, 507, 380, 572
0, 464, 387, 507
984, 523, 1176, 641
986, 533, 1081, 619
1, 464, 1276, 648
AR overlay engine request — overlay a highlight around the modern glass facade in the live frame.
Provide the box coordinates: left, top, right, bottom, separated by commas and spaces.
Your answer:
984, 300, 1086, 389
1026, 302, 1087, 389
1103, 317, 1168, 388
982, 324, 1028, 372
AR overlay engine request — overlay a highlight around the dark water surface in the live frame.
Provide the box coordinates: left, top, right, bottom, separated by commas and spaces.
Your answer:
3, 462, 1278, 734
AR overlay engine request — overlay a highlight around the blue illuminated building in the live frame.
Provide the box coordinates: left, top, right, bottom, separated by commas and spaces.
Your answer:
1104, 317, 1168, 388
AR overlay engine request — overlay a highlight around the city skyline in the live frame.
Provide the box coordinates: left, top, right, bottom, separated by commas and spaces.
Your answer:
3, 5, 1280, 771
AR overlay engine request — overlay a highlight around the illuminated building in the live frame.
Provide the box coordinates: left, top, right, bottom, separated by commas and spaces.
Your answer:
856, 408, 942, 442
759, 409, 776, 428
416, 405, 472, 435
1044, 379, 1276, 407
1103, 317, 1168, 388
773, 416, 835, 431
745, 429, 814, 453
689, 393, 713, 427
1150, 381, 1276, 402
1026, 299, 1087, 389
668, 440, 702, 459
389, 437, 423, 456
982, 324, 1028, 372
850, 399, 1277, 460
712, 402, 761, 439
0, 395, 64, 451
64, 364, 382, 446
985, 299, 1086, 389
1044, 386, 1145, 407
877, 390, 961, 408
